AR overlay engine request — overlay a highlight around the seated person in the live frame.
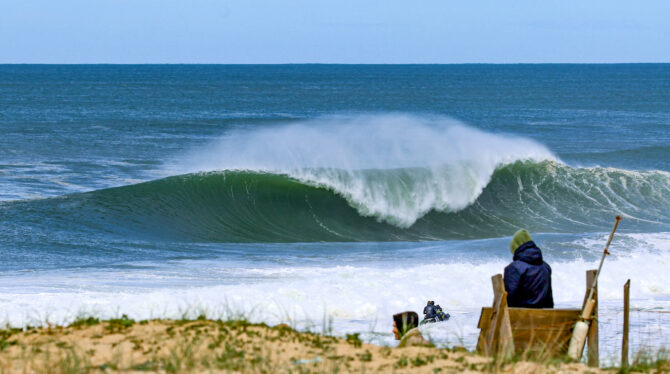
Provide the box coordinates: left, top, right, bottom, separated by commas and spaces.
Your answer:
423, 300, 437, 320
504, 229, 554, 308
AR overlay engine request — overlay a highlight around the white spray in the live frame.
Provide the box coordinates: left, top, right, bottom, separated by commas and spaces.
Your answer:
176, 115, 557, 227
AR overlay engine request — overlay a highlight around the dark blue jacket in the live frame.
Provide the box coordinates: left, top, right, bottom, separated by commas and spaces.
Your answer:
504, 241, 554, 308
423, 305, 437, 319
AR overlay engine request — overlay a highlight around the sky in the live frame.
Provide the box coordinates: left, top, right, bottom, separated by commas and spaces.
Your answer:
1, 0, 670, 64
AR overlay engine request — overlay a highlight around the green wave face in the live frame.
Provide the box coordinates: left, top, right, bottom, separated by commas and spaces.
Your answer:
6, 161, 669, 243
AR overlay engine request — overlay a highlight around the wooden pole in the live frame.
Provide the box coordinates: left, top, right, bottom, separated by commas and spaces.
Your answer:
586, 269, 599, 367
485, 274, 514, 359
622, 279, 630, 369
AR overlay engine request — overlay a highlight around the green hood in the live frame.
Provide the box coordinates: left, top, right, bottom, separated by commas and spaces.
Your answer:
510, 229, 533, 254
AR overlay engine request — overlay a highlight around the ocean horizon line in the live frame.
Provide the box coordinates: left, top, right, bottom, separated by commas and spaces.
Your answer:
2, 62, 670, 66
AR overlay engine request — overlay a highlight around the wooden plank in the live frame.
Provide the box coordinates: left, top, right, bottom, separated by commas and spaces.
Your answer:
485, 309, 580, 327
479, 308, 581, 331
481, 308, 581, 321
498, 293, 514, 360
586, 269, 599, 367
476, 307, 490, 353
477, 307, 581, 356
506, 308, 581, 329
484, 274, 505, 356
477, 307, 489, 328
622, 279, 630, 369
480, 274, 514, 358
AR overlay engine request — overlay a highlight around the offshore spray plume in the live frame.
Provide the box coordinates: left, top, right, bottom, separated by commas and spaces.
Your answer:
177, 114, 558, 226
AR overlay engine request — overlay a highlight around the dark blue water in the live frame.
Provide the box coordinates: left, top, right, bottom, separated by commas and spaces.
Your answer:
2, 65, 670, 184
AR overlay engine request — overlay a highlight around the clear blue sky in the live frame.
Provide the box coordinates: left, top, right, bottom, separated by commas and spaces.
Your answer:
2, 0, 669, 63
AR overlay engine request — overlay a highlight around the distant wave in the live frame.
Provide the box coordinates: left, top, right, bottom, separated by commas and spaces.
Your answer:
4, 161, 670, 243
561, 145, 670, 171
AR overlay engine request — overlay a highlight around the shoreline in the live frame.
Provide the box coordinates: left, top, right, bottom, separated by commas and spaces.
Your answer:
1, 316, 657, 373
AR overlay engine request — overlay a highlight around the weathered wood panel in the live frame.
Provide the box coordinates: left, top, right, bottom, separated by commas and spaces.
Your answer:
478, 307, 581, 356
483, 275, 514, 358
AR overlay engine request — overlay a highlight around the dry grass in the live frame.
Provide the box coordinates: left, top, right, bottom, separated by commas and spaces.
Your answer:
0, 317, 631, 373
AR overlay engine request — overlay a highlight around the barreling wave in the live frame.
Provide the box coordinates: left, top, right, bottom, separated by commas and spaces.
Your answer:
5, 161, 670, 243
172, 114, 559, 228
4, 116, 670, 242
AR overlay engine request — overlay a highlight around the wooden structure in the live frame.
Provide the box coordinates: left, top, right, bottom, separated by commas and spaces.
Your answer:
622, 279, 630, 369
477, 270, 599, 365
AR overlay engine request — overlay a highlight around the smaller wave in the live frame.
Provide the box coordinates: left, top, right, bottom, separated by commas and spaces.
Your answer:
561, 145, 670, 172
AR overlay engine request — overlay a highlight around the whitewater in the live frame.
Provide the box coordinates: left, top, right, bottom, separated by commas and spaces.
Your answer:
2, 64, 670, 365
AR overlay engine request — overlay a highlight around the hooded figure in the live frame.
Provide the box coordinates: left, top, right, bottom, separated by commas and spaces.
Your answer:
423, 301, 437, 319
504, 229, 554, 308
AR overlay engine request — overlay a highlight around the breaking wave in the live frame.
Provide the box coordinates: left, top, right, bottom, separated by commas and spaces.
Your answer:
4, 115, 670, 242
4, 161, 670, 243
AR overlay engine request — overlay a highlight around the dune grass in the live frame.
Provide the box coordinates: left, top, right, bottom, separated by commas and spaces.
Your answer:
0, 313, 665, 373
0, 315, 485, 373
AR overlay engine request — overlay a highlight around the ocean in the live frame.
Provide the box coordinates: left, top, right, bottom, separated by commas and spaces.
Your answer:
1, 64, 669, 361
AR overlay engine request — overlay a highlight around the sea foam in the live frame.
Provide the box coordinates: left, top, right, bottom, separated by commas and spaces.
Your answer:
2, 232, 669, 354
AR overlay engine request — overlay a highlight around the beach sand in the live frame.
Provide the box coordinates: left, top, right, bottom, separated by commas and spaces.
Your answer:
0, 317, 635, 373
